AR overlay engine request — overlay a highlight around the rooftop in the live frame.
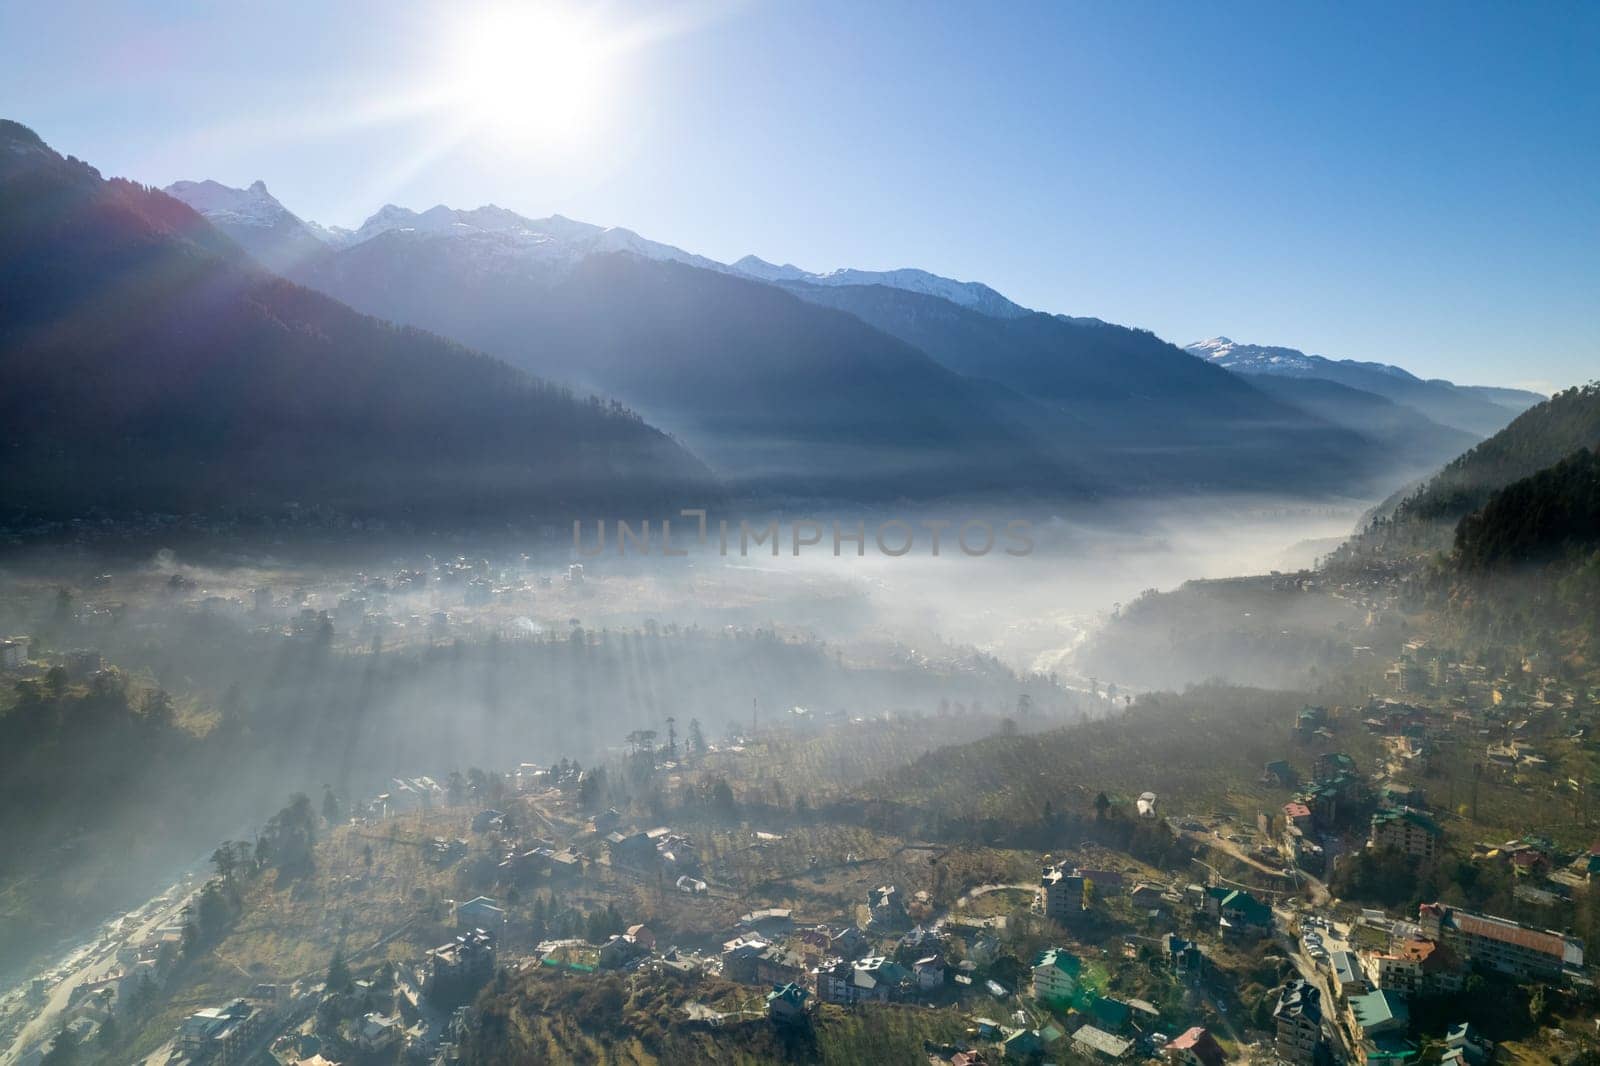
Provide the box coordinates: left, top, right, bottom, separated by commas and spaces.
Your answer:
1349, 989, 1409, 1033
1073, 1024, 1134, 1057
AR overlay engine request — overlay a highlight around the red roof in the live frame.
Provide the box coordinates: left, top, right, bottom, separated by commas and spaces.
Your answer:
1168, 1026, 1226, 1066
1452, 911, 1567, 958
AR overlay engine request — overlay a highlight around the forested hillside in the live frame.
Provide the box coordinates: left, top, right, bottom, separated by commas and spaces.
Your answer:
1455, 447, 1600, 572
0, 120, 710, 524
778, 281, 1400, 497
1336, 383, 1600, 560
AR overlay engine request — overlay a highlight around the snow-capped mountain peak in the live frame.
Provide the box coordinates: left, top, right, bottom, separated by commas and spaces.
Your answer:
339, 203, 723, 273
1183, 337, 1328, 375
1187, 336, 1235, 357
730, 255, 811, 282
1184, 337, 1421, 383
164, 178, 296, 228
165, 178, 1034, 319
727, 256, 1031, 318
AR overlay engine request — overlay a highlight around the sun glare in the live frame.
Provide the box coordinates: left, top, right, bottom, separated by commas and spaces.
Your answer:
442, 5, 610, 147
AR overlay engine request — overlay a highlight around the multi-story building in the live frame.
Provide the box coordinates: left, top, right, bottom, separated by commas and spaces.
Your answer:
176, 999, 262, 1065
720, 935, 771, 984
1313, 752, 1356, 782
0, 637, 27, 669
808, 955, 906, 1005
426, 929, 496, 1003
1041, 864, 1084, 922
811, 957, 854, 1005
847, 955, 905, 1003
1363, 939, 1464, 998
1418, 903, 1583, 982
1272, 980, 1327, 1066
1203, 887, 1272, 939
1329, 950, 1366, 998
1031, 947, 1081, 1004
1369, 808, 1442, 862
1345, 989, 1415, 1065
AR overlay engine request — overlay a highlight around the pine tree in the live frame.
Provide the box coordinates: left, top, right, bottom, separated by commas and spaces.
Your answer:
327, 951, 354, 994
322, 785, 342, 825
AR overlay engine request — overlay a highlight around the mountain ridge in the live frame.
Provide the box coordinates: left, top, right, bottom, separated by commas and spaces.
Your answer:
164, 179, 1037, 321
0, 119, 713, 523
158, 173, 1536, 504
1185, 336, 1544, 437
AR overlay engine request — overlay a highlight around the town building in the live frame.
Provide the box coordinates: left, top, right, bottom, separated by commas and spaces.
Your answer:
1346, 989, 1408, 1041
1369, 809, 1442, 862
913, 955, 945, 991
1168, 935, 1206, 982
1363, 939, 1463, 998
868, 884, 906, 929
0, 638, 27, 669
1264, 759, 1299, 787
1313, 752, 1356, 781
766, 982, 809, 1023
1041, 864, 1083, 922
1273, 980, 1328, 1066
357, 1012, 403, 1053
1031, 947, 1081, 1004
1346, 989, 1416, 1065
454, 896, 507, 929
846, 955, 906, 1003
1167, 1026, 1227, 1066
1205, 888, 1272, 939
426, 929, 496, 1003
176, 999, 262, 1065
811, 957, 854, 1004
1329, 950, 1366, 998
1418, 903, 1584, 981
605, 830, 657, 867
1444, 1022, 1492, 1066
598, 934, 648, 970
1073, 1024, 1134, 1060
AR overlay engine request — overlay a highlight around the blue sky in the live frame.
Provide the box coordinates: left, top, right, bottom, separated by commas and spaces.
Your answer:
3, 0, 1596, 390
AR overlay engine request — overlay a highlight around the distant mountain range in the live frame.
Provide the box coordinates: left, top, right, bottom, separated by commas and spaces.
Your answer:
162, 176, 1509, 502
1185, 337, 1543, 438
760, 281, 1404, 495
298, 239, 1081, 499
729, 255, 1029, 318
0, 121, 710, 523
0, 117, 1551, 528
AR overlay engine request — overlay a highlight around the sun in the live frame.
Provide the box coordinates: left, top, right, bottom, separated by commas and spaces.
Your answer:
441, 4, 611, 148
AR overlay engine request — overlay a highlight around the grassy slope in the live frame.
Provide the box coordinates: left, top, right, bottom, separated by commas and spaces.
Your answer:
465, 969, 970, 1066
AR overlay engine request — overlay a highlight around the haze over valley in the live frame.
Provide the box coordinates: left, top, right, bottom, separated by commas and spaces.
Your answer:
1, 5, 1596, 1063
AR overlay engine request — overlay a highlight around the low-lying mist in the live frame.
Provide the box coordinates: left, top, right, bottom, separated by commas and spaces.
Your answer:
0, 491, 1366, 975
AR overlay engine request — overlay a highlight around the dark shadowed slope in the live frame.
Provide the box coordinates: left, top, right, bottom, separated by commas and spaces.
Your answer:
297, 238, 1096, 500
777, 280, 1401, 497
181, 178, 1438, 502
1454, 446, 1600, 572
1335, 383, 1600, 558
0, 121, 712, 522
1244, 375, 1480, 479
